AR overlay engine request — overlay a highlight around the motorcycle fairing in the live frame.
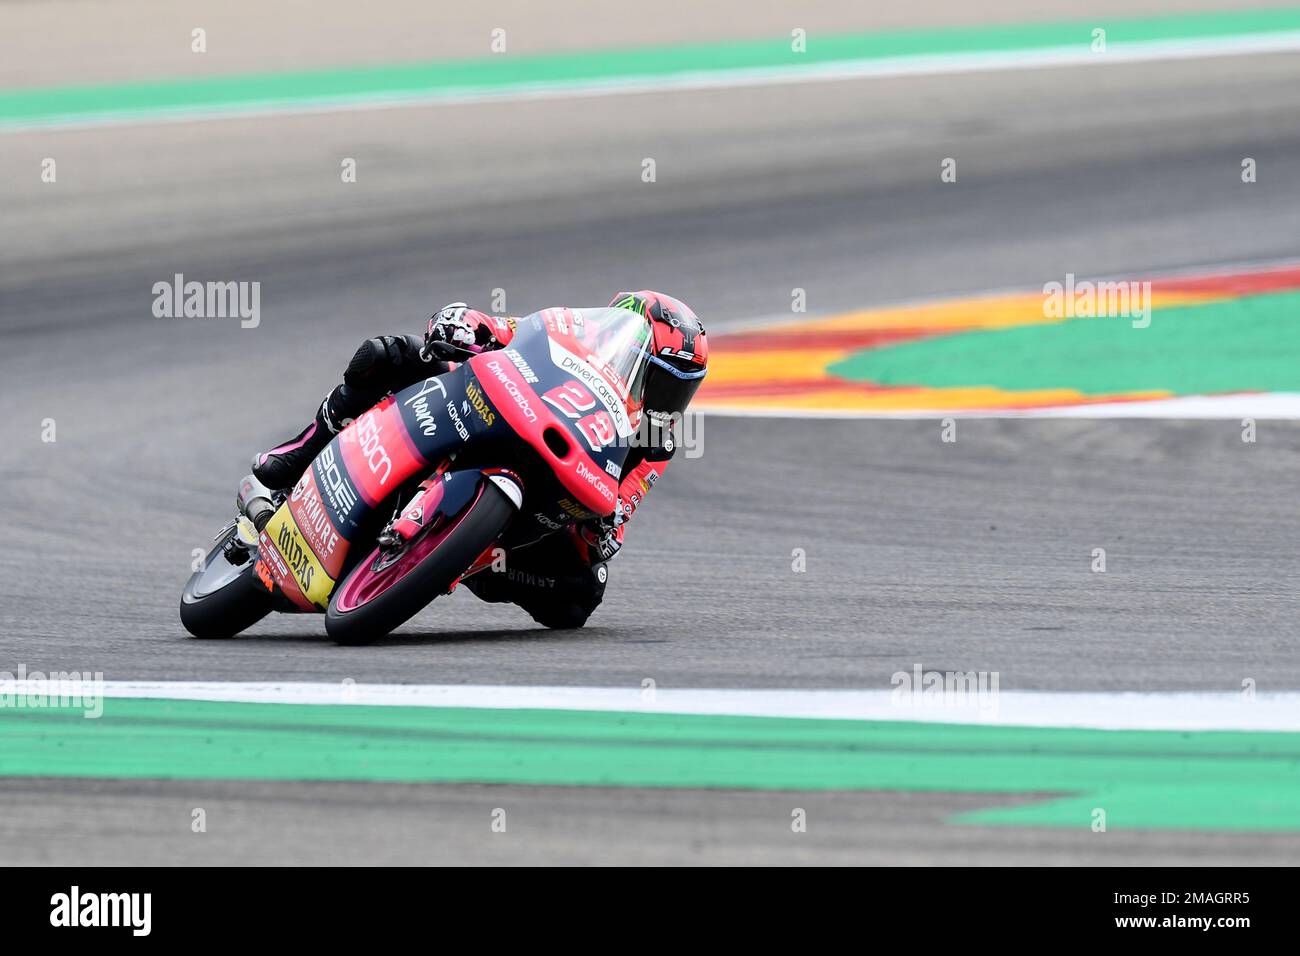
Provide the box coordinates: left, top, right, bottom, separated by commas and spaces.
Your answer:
260, 507, 332, 610
261, 367, 480, 611
467, 310, 648, 516
339, 400, 428, 509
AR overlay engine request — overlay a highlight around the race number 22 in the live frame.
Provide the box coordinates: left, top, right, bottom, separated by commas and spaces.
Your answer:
543, 380, 614, 451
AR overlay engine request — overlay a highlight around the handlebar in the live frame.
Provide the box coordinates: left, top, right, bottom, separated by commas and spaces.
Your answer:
427, 339, 479, 363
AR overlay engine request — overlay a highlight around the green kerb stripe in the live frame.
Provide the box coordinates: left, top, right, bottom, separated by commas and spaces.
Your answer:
829, 290, 1300, 396
3, 9, 1300, 126
3, 699, 1298, 831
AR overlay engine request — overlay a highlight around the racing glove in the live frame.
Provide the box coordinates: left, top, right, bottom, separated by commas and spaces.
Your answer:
423, 302, 511, 358
571, 508, 624, 564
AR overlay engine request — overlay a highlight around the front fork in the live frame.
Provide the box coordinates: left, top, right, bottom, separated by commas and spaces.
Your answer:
377, 464, 525, 564
379, 477, 443, 548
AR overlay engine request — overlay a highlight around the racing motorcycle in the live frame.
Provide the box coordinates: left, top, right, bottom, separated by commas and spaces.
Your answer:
180, 305, 652, 645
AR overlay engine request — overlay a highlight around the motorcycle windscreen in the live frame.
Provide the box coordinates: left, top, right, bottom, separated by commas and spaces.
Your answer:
533, 306, 653, 438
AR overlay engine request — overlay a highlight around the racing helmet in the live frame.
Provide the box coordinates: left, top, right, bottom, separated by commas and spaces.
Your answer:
607, 290, 708, 417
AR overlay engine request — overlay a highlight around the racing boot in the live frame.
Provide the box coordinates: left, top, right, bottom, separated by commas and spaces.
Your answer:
462, 534, 610, 629
252, 398, 338, 491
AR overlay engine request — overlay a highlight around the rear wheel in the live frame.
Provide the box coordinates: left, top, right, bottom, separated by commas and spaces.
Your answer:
325, 480, 517, 646
180, 529, 273, 638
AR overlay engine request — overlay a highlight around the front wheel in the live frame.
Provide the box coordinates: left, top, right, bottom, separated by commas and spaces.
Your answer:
325, 478, 517, 646
180, 528, 273, 638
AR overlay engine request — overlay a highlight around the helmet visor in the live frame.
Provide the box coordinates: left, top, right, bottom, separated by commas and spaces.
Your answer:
644, 353, 706, 417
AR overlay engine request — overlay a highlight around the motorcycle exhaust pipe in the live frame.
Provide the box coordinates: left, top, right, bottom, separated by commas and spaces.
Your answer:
237, 473, 277, 530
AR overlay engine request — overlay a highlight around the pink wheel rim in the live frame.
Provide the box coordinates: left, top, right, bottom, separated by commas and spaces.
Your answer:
332, 488, 482, 614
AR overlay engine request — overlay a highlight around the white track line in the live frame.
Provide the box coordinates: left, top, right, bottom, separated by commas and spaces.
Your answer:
1007, 393, 1300, 418
4, 681, 1299, 732
698, 394, 1300, 419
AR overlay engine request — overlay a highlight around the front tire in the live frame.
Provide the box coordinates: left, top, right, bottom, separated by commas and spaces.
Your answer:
180, 531, 273, 639
325, 480, 517, 646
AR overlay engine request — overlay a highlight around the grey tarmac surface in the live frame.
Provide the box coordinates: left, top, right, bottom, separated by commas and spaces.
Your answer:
1, 34, 1298, 863
4, 416, 1300, 691
5, 779, 1298, 866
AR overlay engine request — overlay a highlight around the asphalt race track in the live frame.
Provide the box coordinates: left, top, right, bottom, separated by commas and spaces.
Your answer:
2, 4, 1299, 864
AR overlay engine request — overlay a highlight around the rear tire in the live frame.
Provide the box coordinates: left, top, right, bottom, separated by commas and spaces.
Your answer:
325, 481, 517, 646
179, 532, 273, 639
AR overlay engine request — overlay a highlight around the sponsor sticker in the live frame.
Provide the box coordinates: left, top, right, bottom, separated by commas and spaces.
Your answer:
402, 376, 446, 438
505, 348, 540, 384
548, 340, 634, 437
264, 509, 333, 609
556, 497, 595, 520
288, 470, 343, 576
354, 409, 393, 485
575, 458, 616, 504
339, 398, 425, 506
315, 442, 359, 518
446, 400, 470, 440
465, 380, 496, 427
483, 358, 538, 423
533, 512, 563, 531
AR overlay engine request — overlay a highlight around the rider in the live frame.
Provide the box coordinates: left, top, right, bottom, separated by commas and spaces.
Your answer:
252, 291, 709, 629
